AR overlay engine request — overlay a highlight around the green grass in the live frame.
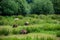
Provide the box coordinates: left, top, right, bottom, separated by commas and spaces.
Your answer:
0, 24, 60, 35
0, 33, 56, 40
0, 14, 60, 25
0, 14, 60, 40
0, 37, 56, 40
56, 32, 60, 37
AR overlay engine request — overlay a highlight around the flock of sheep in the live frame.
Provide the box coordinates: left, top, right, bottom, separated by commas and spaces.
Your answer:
13, 18, 29, 34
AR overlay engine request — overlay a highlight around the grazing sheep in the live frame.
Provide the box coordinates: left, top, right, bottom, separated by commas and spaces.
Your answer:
14, 18, 19, 21
20, 30, 27, 34
13, 24, 18, 28
24, 22, 29, 25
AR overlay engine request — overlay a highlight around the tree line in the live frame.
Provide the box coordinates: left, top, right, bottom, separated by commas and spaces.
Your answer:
0, 0, 60, 15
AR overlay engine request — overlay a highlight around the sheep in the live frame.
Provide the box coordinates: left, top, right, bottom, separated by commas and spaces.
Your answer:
20, 30, 27, 34
13, 24, 18, 28
24, 22, 29, 25
14, 18, 19, 21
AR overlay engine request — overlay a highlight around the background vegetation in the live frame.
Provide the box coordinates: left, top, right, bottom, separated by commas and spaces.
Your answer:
0, 0, 60, 15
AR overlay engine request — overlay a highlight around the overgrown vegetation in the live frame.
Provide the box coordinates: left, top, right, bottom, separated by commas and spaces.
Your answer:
0, 14, 60, 40
0, 14, 60, 25
0, 14, 60, 35
0, 0, 60, 40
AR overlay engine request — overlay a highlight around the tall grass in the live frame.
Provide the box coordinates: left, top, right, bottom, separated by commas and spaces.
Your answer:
0, 24, 60, 35
0, 29, 10, 36
0, 36, 56, 40
56, 32, 60, 37
0, 14, 59, 40
0, 14, 60, 25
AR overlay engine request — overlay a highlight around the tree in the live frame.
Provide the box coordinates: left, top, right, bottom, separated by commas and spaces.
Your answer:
30, 0, 54, 14
0, 0, 55, 15
26, 0, 33, 3
0, 0, 31, 15
50, 0, 60, 14
0, 0, 19, 15
17, 0, 31, 15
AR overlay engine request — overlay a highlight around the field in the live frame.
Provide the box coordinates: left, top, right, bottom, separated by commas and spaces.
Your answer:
0, 14, 60, 40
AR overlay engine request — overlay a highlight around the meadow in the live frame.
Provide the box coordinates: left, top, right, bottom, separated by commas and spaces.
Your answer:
0, 14, 60, 40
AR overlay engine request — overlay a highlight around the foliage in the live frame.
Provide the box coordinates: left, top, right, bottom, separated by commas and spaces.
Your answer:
0, 14, 60, 35
30, 0, 54, 14
0, 0, 19, 15
0, 0, 56, 15
0, 0, 31, 15
50, 0, 60, 14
